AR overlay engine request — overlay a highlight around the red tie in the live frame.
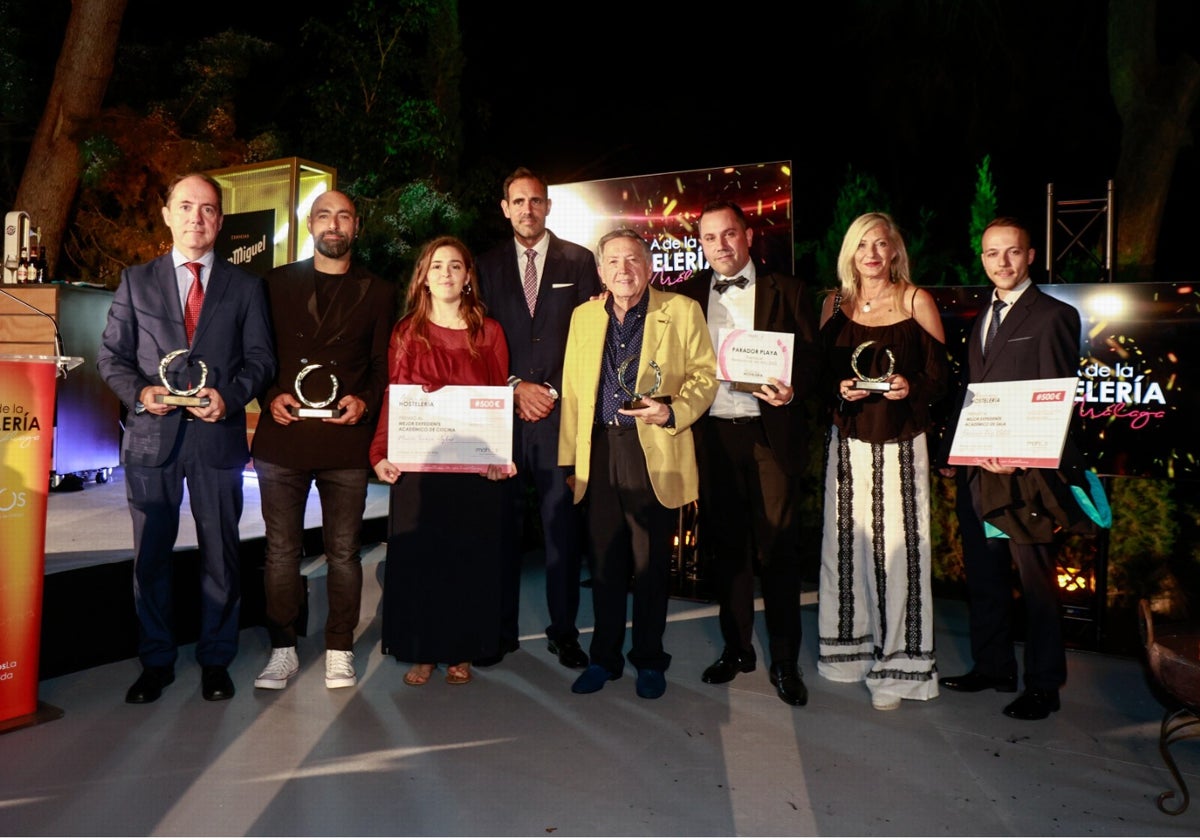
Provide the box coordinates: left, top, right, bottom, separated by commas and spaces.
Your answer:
183, 262, 204, 344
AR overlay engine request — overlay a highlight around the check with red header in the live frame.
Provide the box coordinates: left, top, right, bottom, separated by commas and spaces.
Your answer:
948, 377, 1079, 468
386, 384, 513, 472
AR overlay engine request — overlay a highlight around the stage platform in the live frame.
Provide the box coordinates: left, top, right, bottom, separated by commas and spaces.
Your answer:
39, 467, 390, 678
7, 543, 1197, 835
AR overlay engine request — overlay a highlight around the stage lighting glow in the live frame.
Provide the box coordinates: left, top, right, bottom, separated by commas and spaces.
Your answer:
1087, 291, 1125, 318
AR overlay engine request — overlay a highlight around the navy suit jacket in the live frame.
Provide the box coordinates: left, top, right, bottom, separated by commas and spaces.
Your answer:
942, 282, 1086, 542
476, 231, 601, 402
674, 267, 821, 474
98, 252, 276, 469
966, 283, 1080, 385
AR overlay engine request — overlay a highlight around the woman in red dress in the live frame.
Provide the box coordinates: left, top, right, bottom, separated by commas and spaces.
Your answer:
370, 236, 515, 687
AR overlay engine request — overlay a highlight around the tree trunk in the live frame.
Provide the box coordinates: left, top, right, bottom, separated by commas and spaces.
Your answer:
1108, 0, 1200, 281
14, 0, 128, 280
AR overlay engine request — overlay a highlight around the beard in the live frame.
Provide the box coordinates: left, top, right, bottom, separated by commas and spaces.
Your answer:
315, 232, 352, 259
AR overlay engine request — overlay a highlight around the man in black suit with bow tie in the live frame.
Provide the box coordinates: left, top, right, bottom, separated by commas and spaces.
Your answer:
938, 217, 1083, 720
674, 200, 820, 706
476, 167, 602, 669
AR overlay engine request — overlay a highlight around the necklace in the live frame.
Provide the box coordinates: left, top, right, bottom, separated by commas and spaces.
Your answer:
862, 300, 873, 313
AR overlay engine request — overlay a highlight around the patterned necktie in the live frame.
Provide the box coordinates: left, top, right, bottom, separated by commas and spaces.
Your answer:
523, 248, 538, 316
983, 299, 1007, 357
183, 262, 204, 344
713, 275, 748, 294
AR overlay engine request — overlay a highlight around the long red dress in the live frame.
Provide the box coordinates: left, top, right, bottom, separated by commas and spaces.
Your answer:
369, 316, 510, 665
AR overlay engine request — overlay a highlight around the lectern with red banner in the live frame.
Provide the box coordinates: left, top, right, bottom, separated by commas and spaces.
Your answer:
0, 353, 80, 733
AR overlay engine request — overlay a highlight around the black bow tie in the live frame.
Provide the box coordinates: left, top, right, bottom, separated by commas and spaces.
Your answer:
713, 275, 748, 294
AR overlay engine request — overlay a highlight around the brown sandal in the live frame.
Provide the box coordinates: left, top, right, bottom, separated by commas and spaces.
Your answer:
446, 663, 472, 685
404, 664, 434, 686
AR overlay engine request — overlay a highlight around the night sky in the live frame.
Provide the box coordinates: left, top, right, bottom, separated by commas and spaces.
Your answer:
107, 1, 1200, 278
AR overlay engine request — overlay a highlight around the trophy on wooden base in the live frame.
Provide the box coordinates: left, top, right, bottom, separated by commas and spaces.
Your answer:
154, 349, 211, 407
617, 358, 672, 409
850, 340, 896, 392
288, 363, 343, 418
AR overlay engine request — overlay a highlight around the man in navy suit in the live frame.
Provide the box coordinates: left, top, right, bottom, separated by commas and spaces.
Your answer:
938, 217, 1082, 720
98, 173, 276, 704
674, 200, 820, 707
475, 167, 601, 669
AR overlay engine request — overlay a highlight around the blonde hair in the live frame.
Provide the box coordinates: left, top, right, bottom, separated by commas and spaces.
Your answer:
835, 212, 912, 308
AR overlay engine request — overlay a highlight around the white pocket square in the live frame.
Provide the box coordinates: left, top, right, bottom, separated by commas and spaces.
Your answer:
551, 283, 574, 289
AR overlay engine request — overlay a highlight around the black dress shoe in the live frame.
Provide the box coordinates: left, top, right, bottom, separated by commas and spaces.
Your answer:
1002, 689, 1060, 720
769, 663, 808, 707
125, 666, 175, 704
939, 670, 1018, 693
547, 638, 589, 669
201, 666, 235, 701
701, 652, 756, 684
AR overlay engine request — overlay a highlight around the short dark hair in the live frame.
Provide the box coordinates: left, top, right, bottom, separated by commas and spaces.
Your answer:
699, 200, 748, 229
982, 216, 1033, 250
165, 172, 225, 215
502, 166, 549, 201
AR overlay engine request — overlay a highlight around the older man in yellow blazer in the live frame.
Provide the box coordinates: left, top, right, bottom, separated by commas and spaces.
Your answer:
559, 228, 717, 699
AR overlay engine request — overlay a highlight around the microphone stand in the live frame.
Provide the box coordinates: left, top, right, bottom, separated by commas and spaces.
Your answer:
0, 285, 68, 379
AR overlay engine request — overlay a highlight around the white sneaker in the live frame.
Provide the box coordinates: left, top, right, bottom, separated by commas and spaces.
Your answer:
254, 647, 299, 690
325, 649, 357, 689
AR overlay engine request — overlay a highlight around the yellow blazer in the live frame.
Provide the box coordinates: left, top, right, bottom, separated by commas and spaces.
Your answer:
558, 286, 717, 508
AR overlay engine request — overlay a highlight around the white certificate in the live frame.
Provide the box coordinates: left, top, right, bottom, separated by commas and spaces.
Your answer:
715, 329, 795, 390
386, 384, 513, 472
948, 377, 1079, 468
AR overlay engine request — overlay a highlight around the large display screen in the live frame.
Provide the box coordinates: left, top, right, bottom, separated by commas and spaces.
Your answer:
550, 161, 794, 288
553, 163, 1191, 481
933, 282, 1195, 481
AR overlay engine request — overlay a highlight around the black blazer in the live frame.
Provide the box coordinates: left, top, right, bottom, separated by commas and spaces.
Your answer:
967, 283, 1080, 385
476, 231, 601, 402
98, 253, 276, 469
940, 283, 1081, 460
673, 266, 820, 473
943, 282, 1087, 541
251, 258, 395, 471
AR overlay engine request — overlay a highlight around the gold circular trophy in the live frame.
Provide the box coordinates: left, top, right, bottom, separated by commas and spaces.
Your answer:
155, 349, 211, 407
850, 340, 896, 392
616, 358, 672, 409
289, 363, 343, 418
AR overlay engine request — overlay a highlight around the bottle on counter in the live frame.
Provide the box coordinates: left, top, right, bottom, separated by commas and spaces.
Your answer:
34, 228, 47, 282
15, 245, 29, 282
28, 241, 40, 283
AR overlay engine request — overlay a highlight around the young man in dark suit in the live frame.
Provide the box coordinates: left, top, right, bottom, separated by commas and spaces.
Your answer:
475, 167, 601, 669
938, 217, 1083, 720
250, 190, 394, 692
98, 173, 276, 704
674, 200, 820, 707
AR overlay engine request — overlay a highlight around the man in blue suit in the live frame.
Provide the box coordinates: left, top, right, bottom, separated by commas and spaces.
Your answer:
476, 167, 601, 669
98, 172, 276, 704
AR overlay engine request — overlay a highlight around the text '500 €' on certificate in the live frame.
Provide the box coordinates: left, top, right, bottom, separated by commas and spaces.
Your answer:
947, 377, 1078, 469
386, 384, 513, 472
